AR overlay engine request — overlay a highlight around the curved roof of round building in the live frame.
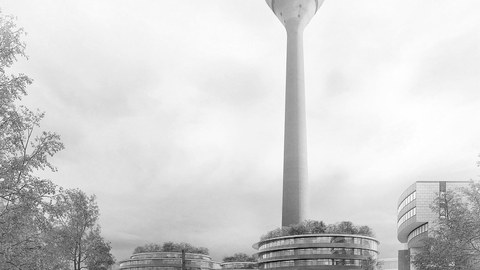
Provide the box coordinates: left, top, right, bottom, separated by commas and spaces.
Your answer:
253, 233, 379, 249
253, 234, 379, 270
119, 251, 220, 270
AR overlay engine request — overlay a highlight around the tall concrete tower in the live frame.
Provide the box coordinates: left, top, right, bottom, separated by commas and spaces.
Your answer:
265, 0, 324, 227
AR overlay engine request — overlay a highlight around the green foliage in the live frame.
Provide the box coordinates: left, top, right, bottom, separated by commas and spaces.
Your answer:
412, 182, 480, 270
223, 253, 256, 262
50, 189, 115, 270
362, 256, 382, 270
260, 220, 374, 240
0, 10, 114, 270
326, 221, 375, 237
133, 243, 163, 253
84, 227, 116, 270
0, 10, 66, 270
133, 242, 209, 255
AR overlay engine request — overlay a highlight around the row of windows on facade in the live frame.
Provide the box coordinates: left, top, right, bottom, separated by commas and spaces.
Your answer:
221, 263, 256, 269
259, 237, 377, 250
397, 207, 416, 228
398, 191, 416, 214
120, 268, 204, 270
261, 247, 377, 259
262, 259, 364, 269
407, 223, 428, 243
131, 254, 211, 261
120, 260, 213, 268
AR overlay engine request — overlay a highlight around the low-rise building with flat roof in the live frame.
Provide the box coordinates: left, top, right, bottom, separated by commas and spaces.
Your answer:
254, 234, 379, 269
119, 251, 221, 270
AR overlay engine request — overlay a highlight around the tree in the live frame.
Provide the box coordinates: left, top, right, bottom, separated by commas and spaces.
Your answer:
304, 220, 327, 234
84, 228, 115, 270
161, 242, 209, 254
260, 220, 374, 240
0, 10, 65, 270
326, 221, 357, 235
133, 242, 209, 255
363, 256, 382, 270
50, 189, 114, 270
133, 243, 163, 254
358, 226, 374, 237
412, 182, 480, 270
223, 253, 256, 263
325, 221, 375, 237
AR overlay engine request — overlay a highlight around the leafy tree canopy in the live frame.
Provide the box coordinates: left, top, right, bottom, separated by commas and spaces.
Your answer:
223, 253, 256, 263
0, 10, 65, 270
49, 188, 115, 270
133, 242, 209, 255
261, 220, 375, 240
0, 10, 114, 270
413, 182, 480, 270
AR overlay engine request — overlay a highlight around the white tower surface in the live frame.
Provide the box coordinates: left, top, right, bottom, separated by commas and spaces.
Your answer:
265, 0, 324, 227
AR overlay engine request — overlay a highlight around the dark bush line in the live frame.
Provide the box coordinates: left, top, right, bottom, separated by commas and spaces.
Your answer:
261, 220, 375, 241
133, 242, 209, 255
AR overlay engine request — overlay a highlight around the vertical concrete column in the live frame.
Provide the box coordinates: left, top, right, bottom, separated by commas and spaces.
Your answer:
265, 0, 323, 227
398, 249, 411, 270
282, 24, 308, 227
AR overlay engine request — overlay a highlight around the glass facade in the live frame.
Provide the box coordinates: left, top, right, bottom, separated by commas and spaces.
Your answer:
119, 267, 178, 270
130, 253, 211, 261
262, 248, 377, 259
255, 234, 379, 269
407, 223, 428, 242
263, 261, 294, 269
263, 259, 364, 269
397, 207, 416, 227
398, 191, 416, 214
259, 236, 378, 251
259, 239, 295, 250
119, 252, 217, 270
220, 262, 257, 269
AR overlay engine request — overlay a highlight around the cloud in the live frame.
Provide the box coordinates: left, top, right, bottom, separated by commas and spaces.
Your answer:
3, 0, 480, 262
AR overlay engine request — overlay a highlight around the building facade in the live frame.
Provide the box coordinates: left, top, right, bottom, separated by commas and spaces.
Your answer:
118, 252, 221, 270
397, 181, 471, 270
254, 234, 379, 270
220, 262, 257, 270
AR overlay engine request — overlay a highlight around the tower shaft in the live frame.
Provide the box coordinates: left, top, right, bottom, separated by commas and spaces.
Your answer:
282, 28, 307, 227
265, 0, 323, 227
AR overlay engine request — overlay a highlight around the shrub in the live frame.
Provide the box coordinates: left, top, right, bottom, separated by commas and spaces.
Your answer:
133, 242, 209, 255
260, 220, 374, 240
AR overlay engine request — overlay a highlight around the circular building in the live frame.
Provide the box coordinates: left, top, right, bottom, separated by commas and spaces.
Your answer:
253, 234, 379, 269
221, 262, 258, 270
119, 251, 221, 270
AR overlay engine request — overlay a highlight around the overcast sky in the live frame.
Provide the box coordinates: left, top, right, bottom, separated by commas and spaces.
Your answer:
2, 0, 480, 262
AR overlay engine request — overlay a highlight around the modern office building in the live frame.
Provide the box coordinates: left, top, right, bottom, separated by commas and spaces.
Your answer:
254, 234, 379, 269
118, 251, 221, 270
220, 262, 257, 270
397, 180, 471, 270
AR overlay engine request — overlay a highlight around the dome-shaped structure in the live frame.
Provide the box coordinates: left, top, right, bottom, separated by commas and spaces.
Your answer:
265, 0, 325, 30
266, 0, 324, 13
